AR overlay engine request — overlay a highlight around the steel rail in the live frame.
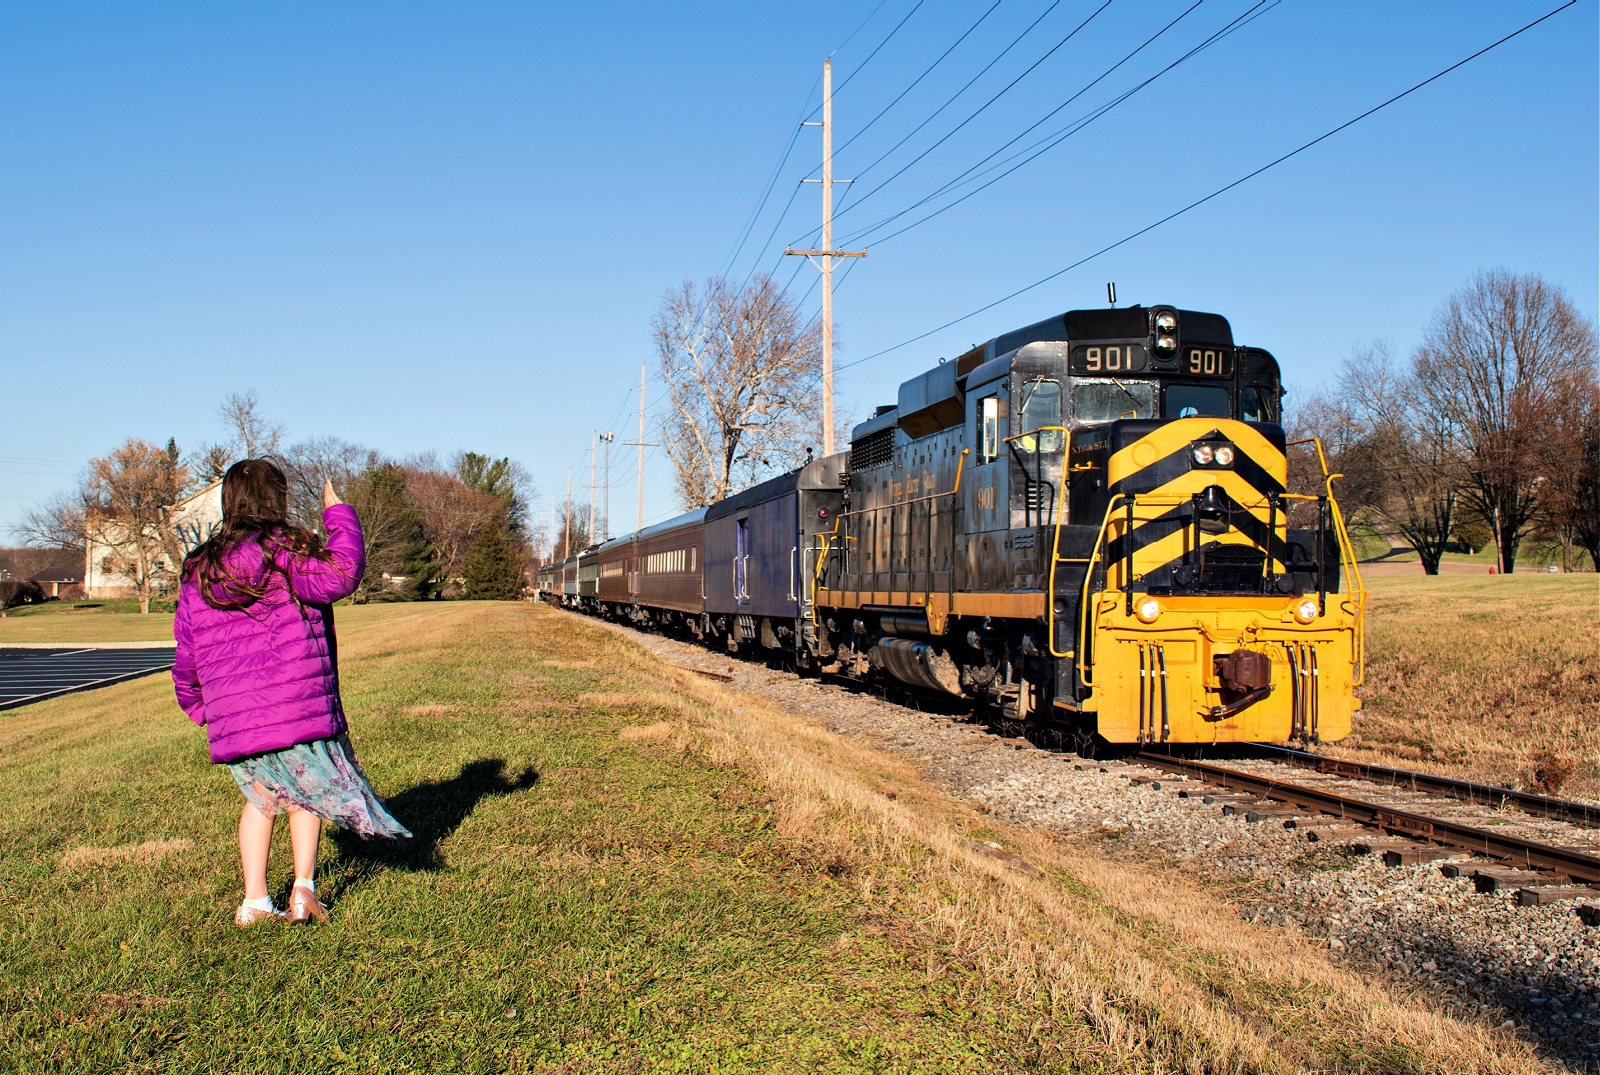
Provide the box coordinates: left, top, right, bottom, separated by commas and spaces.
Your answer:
1131, 752, 1600, 885
1244, 744, 1600, 829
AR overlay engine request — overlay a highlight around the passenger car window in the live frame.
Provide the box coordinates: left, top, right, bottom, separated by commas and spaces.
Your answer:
1164, 383, 1231, 419
1070, 381, 1155, 424
1016, 379, 1062, 451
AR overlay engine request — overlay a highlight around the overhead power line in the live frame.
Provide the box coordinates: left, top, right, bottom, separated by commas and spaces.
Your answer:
838, 0, 1261, 249
837, 0, 1578, 372
807, 0, 1117, 234
782, 0, 1069, 262
825, 0, 1005, 166
810, 0, 927, 114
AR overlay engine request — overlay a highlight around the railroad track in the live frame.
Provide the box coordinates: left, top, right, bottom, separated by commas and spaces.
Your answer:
1130, 750, 1600, 894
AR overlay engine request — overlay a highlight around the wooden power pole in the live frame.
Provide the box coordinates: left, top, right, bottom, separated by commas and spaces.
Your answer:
588, 431, 597, 546
623, 361, 656, 535
787, 57, 866, 458
598, 431, 615, 540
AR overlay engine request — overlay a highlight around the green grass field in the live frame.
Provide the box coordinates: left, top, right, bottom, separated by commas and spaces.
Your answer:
0, 602, 1550, 1073
0, 600, 177, 644
0, 604, 1054, 1073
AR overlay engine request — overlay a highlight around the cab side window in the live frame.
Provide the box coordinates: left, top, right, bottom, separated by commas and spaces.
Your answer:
978, 395, 1001, 463
1241, 385, 1278, 423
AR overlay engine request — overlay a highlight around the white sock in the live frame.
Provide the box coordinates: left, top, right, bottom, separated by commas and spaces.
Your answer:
294, 878, 315, 895
244, 896, 276, 912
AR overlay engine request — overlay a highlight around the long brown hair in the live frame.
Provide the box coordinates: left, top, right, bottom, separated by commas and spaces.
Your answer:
184, 458, 328, 610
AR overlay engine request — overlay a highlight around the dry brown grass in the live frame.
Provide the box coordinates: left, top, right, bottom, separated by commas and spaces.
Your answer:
581, 614, 1551, 1075
1333, 575, 1600, 798
60, 838, 192, 871
403, 703, 455, 717
616, 721, 674, 742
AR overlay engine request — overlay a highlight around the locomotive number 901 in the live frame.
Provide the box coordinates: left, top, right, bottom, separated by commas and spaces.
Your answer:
1070, 342, 1148, 375
1186, 347, 1235, 377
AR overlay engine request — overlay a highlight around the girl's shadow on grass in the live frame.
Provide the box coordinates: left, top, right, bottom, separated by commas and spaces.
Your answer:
326, 758, 538, 895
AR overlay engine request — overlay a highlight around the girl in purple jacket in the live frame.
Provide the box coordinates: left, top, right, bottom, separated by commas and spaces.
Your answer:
173, 458, 409, 928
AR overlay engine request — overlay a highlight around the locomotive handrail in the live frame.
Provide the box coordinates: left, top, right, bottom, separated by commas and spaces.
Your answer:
827, 447, 972, 520
1043, 429, 1074, 659
1287, 436, 1368, 683
1002, 424, 1067, 446
1069, 483, 1369, 685
1005, 425, 1067, 529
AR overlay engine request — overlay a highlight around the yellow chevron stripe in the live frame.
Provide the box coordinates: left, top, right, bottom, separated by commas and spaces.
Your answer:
1109, 526, 1267, 587
1119, 469, 1280, 525
1108, 418, 1286, 486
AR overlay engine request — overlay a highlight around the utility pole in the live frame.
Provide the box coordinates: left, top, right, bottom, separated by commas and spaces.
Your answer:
623, 361, 657, 534
598, 431, 615, 540
787, 57, 866, 458
564, 468, 572, 559
588, 432, 597, 546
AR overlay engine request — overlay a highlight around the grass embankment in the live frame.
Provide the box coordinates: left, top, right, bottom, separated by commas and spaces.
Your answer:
1337, 574, 1600, 798
1, 602, 1546, 1073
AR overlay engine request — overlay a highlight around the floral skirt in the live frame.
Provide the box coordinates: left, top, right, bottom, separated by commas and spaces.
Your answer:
227, 733, 412, 839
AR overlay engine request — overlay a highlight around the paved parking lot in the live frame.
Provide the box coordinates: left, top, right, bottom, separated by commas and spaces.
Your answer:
0, 647, 177, 711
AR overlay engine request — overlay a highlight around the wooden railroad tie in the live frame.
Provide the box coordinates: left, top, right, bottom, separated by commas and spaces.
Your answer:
1516, 885, 1600, 907
1383, 847, 1453, 868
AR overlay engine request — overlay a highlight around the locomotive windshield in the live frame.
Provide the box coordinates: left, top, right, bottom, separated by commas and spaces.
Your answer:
1163, 383, 1231, 419
1016, 377, 1063, 450
1071, 380, 1155, 424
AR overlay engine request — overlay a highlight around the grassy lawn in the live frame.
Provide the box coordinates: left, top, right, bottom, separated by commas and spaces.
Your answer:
0, 604, 1049, 1073
0, 600, 177, 645
0, 602, 1547, 1073
1337, 574, 1600, 797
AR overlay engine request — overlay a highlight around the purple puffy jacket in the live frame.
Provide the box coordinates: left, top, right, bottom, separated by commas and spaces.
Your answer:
172, 505, 366, 763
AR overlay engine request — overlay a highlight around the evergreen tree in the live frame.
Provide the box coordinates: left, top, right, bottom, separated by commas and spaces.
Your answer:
463, 521, 523, 600
349, 464, 444, 601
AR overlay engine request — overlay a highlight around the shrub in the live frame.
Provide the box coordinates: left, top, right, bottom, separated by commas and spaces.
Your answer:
0, 580, 46, 609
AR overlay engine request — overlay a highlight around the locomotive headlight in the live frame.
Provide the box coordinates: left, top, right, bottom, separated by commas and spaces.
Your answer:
1214, 445, 1235, 467
1136, 598, 1162, 623
1156, 334, 1177, 353
1155, 311, 1177, 333
1191, 444, 1214, 465
1294, 599, 1318, 623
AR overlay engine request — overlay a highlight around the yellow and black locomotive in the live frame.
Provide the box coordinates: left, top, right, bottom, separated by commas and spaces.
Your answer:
541, 303, 1366, 747
810, 303, 1366, 744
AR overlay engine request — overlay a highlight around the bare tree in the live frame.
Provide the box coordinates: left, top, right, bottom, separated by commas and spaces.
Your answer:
1283, 383, 1362, 530
1328, 342, 1466, 575
403, 455, 505, 582
281, 436, 373, 531
192, 390, 287, 483
653, 274, 824, 508
1414, 270, 1597, 573
555, 507, 593, 560
81, 439, 189, 613
1535, 374, 1600, 570
15, 493, 87, 551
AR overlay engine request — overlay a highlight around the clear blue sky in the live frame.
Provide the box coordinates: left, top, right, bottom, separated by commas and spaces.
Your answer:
3, 1, 1594, 536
